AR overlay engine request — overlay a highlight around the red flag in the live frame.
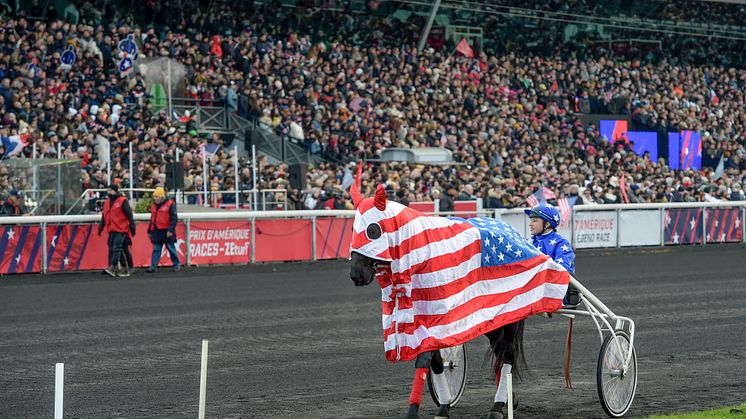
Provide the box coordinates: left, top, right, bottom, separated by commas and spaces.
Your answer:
355, 160, 363, 189
620, 175, 629, 203
455, 38, 474, 58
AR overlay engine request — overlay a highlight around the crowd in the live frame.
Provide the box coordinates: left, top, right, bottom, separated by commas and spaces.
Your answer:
0, 0, 745, 216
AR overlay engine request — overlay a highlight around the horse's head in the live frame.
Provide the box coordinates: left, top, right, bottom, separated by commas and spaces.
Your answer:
349, 183, 395, 286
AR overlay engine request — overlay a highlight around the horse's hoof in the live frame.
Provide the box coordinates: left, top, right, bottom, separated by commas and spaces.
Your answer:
434, 402, 450, 418
404, 403, 419, 419
486, 402, 505, 419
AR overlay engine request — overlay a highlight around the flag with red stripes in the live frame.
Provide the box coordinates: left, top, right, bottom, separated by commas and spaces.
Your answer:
526, 187, 556, 207
351, 197, 570, 362
557, 196, 577, 227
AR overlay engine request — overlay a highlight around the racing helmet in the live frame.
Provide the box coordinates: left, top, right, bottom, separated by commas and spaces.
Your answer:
524, 202, 560, 229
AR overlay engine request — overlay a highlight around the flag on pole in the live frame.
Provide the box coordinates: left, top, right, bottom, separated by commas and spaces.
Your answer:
456, 38, 474, 58
620, 175, 629, 203
199, 143, 220, 159
341, 167, 355, 190
557, 196, 578, 225
1, 134, 31, 158
526, 187, 556, 207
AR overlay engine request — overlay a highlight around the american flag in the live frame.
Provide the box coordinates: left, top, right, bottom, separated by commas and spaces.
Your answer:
351, 192, 570, 362
198, 143, 220, 159
557, 196, 578, 227
526, 186, 557, 207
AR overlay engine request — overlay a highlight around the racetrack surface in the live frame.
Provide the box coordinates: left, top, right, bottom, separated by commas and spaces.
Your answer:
1, 245, 745, 419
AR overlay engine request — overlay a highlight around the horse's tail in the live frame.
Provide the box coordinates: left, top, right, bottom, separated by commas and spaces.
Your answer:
486, 320, 528, 381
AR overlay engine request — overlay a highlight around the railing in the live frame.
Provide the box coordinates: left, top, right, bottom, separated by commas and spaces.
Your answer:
170, 97, 231, 132
0, 210, 353, 273
496, 201, 746, 248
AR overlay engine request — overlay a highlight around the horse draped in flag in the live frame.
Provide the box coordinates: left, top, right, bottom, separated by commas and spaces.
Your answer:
349, 184, 571, 419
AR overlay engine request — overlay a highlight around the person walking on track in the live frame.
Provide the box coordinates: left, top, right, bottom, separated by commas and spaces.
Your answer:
98, 184, 136, 277
146, 187, 181, 273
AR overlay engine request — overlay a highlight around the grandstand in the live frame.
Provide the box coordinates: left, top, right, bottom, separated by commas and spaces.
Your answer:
0, 0, 744, 215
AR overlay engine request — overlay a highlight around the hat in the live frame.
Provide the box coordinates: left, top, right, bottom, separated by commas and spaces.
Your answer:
108, 184, 119, 193
153, 187, 166, 198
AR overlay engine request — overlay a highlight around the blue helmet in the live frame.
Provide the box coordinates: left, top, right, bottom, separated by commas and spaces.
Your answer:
524, 203, 560, 229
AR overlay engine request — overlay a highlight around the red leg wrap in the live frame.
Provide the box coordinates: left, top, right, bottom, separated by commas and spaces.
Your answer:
408, 368, 429, 406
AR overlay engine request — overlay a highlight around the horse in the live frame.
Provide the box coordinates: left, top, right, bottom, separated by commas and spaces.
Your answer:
348, 184, 570, 419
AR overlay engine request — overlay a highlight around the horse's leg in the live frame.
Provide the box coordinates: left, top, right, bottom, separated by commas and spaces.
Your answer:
485, 321, 525, 419
405, 351, 434, 419
430, 350, 451, 419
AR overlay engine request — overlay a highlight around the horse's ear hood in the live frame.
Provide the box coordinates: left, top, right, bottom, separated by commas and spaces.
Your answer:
350, 160, 364, 208
374, 184, 387, 211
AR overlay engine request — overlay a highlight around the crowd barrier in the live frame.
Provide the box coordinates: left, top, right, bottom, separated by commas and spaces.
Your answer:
497, 201, 746, 248
0, 211, 353, 275
1, 202, 743, 275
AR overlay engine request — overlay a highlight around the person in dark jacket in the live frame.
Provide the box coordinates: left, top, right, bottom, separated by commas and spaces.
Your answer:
146, 187, 180, 272
98, 185, 136, 277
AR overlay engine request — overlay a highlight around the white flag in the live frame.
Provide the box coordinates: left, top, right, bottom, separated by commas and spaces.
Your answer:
714, 154, 724, 181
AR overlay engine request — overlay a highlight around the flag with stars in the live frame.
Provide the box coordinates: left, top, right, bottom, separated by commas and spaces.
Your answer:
375, 213, 570, 362
465, 217, 544, 267
46, 224, 95, 272
664, 208, 703, 245
704, 207, 742, 243
0, 226, 43, 274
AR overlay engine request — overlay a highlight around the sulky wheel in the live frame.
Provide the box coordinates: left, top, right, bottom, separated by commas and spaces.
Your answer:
596, 331, 637, 417
427, 344, 468, 408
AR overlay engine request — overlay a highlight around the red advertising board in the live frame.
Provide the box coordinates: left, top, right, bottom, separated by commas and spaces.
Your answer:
254, 219, 312, 262
409, 201, 436, 213
44, 223, 188, 272
315, 217, 353, 259
454, 201, 478, 218
188, 221, 250, 265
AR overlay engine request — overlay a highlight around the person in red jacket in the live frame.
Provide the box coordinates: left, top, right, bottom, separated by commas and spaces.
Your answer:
146, 187, 180, 273
98, 184, 136, 277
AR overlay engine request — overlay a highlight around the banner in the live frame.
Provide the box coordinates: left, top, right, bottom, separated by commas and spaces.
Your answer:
0, 226, 43, 274
619, 210, 661, 246
454, 201, 478, 218
188, 221, 250, 265
315, 218, 353, 260
409, 202, 435, 213
254, 219, 312, 262
664, 208, 702, 245
573, 211, 618, 248
705, 208, 742, 243
132, 223, 187, 267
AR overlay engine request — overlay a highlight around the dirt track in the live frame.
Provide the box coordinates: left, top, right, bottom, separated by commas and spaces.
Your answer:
1, 245, 745, 418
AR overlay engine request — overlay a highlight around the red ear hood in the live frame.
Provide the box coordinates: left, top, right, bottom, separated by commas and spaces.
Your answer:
374, 184, 387, 211
350, 183, 363, 208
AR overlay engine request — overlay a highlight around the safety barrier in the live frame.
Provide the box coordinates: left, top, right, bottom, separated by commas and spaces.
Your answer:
496, 201, 746, 248
0, 210, 353, 275
2, 202, 744, 275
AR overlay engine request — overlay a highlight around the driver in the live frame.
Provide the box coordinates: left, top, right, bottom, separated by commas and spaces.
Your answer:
524, 203, 580, 307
